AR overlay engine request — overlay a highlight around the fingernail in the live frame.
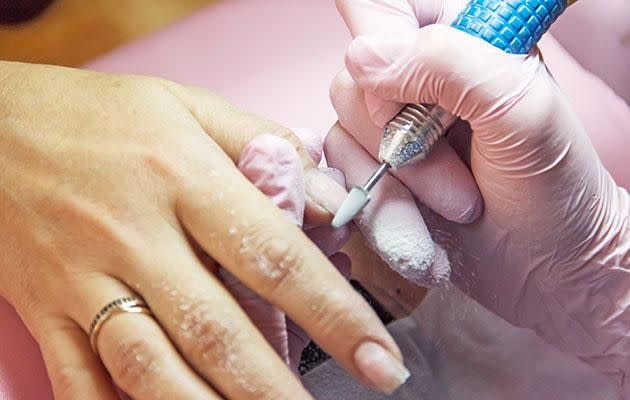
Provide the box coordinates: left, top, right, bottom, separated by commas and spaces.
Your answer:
354, 342, 410, 395
304, 169, 348, 214
458, 193, 484, 224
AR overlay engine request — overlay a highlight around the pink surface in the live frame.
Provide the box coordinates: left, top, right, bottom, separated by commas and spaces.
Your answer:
0, 1, 349, 398
87, 0, 348, 136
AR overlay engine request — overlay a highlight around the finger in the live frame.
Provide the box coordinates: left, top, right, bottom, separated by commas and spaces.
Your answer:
325, 122, 450, 287
176, 152, 409, 394
331, 68, 482, 223
344, 26, 543, 128
70, 276, 221, 400
305, 167, 351, 255
114, 235, 314, 399
286, 253, 352, 374
334, 0, 467, 124
335, 0, 418, 125
219, 268, 291, 364
162, 82, 347, 225
335, 0, 418, 37
336, 0, 468, 36
226, 133, 306, 365
35, 317, 119, 400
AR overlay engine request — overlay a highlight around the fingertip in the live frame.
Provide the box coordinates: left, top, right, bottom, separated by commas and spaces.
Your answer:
458, 191, 484, 224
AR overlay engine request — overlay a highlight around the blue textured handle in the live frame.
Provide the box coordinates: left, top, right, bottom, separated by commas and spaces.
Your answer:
452, 0, 568, 54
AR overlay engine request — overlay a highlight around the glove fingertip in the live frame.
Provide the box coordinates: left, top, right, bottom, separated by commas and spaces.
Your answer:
239, 134, 306, 225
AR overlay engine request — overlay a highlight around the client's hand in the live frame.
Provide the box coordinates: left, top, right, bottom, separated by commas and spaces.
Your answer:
0, 61, 408, 399
327, 0, 630, 391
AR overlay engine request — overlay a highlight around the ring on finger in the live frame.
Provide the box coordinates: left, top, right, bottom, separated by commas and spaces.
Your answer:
88, 296, 153, 359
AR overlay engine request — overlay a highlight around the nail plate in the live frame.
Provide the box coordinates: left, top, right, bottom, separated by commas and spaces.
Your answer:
354, 341, 410, 395
304, 169, 348, 214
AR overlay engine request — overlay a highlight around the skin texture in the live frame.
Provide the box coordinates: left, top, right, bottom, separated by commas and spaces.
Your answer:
327, 0, 630, 394
328, 0, 630, 286
0, 61, 407, 399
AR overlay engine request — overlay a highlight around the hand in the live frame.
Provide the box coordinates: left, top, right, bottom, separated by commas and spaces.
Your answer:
0, 61, 408, 399
327, 0, 630, 392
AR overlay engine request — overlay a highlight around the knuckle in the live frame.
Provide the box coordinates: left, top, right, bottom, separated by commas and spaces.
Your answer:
309, 288, 365, 341
237, 223, 304, 292
109, 337, 160, 391
51, 364, 87, 399
178, 302, 239, 366
115, 76, 186, 115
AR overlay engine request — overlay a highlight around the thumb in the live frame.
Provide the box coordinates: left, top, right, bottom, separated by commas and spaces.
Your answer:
345, 25, 544, 127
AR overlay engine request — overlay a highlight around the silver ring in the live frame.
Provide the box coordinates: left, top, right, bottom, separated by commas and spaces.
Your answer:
88, 296, 152, 359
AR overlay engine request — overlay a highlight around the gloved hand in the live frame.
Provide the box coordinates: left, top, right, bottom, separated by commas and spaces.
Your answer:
327, 0, 630, 394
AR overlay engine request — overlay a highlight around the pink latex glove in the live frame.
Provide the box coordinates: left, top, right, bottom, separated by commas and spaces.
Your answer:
327, 0, 630, 394
224, 134, 351, 374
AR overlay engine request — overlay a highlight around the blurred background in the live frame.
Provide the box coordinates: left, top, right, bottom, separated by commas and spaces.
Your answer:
0, 0, 218, 66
